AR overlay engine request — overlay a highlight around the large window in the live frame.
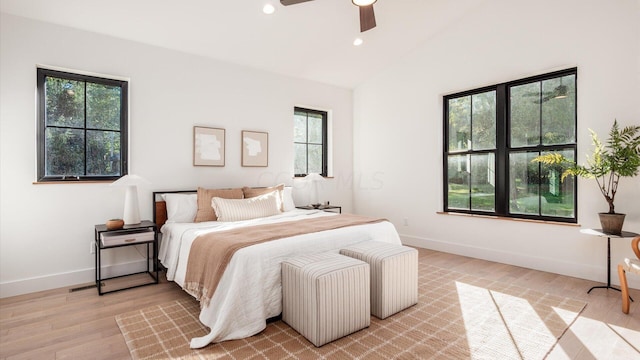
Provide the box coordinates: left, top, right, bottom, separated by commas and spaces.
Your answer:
294, 107, 328, 177
444, 68, 577, 222
37, 68, 128, 182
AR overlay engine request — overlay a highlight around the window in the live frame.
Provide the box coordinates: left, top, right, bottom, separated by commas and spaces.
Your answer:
444, 68, 577, 222
294, 107, 328, 177
37, 68, 128, 182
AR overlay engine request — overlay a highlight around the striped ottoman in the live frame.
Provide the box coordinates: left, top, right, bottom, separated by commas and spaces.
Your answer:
282, 253, 370, 347
340, 242, 418, 319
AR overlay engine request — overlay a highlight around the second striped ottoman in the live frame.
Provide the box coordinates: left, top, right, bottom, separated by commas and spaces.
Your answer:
282, 252, 370, 347
340, 241, 418, 319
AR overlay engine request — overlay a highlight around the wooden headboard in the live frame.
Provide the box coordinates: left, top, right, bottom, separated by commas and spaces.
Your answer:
152, 190, 196, 228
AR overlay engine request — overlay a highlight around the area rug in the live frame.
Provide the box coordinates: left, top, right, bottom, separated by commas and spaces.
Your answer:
115, 265, 586, 359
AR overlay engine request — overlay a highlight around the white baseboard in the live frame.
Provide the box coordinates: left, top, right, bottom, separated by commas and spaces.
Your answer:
401, 233, 640, 290
0, 259, 149, 298
3, 235, 638, 298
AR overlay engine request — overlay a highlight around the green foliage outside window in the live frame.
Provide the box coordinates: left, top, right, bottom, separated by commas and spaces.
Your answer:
447, 90, 497, 212
294, 107, 327, 177
444, 68, 577, 222
37, 68, 127, 181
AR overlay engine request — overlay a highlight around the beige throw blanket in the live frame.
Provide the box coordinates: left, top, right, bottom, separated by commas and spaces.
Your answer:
184, 214, 386, 307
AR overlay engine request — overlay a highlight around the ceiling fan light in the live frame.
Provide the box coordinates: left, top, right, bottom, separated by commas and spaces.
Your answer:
352, 0, 377, 6
554, 84, 568, 99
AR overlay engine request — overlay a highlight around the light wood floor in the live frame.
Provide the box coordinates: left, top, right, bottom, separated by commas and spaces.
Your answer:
1, 248, 639, 359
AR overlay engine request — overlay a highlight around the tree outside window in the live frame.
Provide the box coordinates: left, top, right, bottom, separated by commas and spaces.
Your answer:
37, 68, 128, 182
294, 107, 327, 177
444, 68, 577, 222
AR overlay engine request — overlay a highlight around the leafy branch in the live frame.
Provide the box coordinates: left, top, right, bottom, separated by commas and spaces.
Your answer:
532, 120, 640, 214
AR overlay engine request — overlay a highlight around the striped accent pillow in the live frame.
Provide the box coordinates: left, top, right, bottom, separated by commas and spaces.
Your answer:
211, 191, 281, 222
194, 187, 244, 222
242, 184, 285, 211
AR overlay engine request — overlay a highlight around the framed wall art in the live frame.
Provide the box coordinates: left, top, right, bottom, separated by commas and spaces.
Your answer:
241, 130, 268, 167
193, 126, 225, 166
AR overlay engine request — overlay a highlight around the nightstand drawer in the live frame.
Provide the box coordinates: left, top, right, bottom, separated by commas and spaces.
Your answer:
100, 230, 154, 247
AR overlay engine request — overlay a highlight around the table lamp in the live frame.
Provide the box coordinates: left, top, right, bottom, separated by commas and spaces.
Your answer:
110, 174, 150, 225
304, 173, 325, 207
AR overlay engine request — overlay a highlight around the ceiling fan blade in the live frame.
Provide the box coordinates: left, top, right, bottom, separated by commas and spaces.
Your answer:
280, 0, 314, 5
359, 5, 376, 32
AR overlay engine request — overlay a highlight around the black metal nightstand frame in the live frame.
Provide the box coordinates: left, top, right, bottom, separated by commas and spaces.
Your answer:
94, 220, 159, 295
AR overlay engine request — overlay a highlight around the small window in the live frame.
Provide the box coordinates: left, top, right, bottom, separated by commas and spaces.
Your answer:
37, 68, 128, 182
293, 107, 327, 177
444, 68, 577, 222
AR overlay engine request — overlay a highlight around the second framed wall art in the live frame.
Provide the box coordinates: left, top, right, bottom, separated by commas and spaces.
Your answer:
241, 130, 268, 167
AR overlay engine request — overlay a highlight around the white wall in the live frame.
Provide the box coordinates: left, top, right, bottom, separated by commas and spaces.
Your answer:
0, 14, 354, 297
353, 0, 640, 287
3, 1, 639, 298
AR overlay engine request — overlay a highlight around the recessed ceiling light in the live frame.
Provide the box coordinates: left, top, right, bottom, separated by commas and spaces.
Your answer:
353, 38, 364, 46
263, 4, 275, 14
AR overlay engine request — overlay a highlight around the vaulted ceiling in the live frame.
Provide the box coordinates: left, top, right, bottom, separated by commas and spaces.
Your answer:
0, 0, 483, 88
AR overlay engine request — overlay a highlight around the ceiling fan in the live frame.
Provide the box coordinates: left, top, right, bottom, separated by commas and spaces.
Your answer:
280, 0, 378, 32
522, 84, 569, 104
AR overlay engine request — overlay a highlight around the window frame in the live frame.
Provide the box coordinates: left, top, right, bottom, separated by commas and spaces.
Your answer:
443, 68, 578, 223
293, 107, 328, 177
36, 67, 128, 182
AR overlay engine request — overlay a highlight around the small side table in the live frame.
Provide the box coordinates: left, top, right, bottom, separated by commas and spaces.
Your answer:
580, 228, 639, 294
95, 220, 159, 295
296, 205, 342, 214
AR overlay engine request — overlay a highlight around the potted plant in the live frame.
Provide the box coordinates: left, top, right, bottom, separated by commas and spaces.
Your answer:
533, 120, 640, 234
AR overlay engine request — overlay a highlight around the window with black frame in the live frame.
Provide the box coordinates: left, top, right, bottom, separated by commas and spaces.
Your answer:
294, 107, 327, 177
37, 68, 128, 182
444, 68, 577, 222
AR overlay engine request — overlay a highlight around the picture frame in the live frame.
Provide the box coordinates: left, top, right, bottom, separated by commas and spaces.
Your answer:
193, 126, 225, 167
241, 130, 268, 167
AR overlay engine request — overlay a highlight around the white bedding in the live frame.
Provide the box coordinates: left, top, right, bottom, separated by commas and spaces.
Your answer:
159, 209, 401, 349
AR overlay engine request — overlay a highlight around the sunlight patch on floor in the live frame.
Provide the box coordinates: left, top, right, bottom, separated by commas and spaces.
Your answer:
455, 281, 562, 359
548, 308, 640, 360
552, 306, 582, 325
608, 323, 640, 351
571, 317, 640, 359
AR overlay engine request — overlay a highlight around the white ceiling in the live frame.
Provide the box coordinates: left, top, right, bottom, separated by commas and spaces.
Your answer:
0, 0, 483, 89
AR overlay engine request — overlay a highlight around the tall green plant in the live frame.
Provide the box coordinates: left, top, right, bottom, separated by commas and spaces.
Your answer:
533, 120, 640, 214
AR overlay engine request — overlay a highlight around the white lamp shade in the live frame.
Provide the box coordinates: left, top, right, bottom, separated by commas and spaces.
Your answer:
110, 174, 150, 187
304, 173, 325, 182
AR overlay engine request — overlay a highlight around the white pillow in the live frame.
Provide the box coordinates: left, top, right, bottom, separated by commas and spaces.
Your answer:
162, 193, 197, 223
212, 191, 281, 222
283, 186, 296, 211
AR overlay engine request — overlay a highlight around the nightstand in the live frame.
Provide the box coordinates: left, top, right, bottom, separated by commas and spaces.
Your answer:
296, 205, 342, 214
94, 220, 159, 295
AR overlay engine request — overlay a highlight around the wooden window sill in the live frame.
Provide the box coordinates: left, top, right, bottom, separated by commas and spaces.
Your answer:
436, 211, 580, 227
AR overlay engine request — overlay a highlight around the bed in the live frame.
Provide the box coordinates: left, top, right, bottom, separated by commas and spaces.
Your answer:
153, 186, 401, 349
